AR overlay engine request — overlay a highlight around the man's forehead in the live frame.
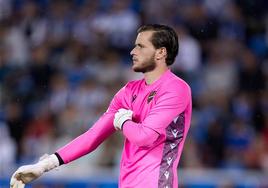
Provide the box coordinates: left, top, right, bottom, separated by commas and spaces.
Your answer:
136, 31, 153, 43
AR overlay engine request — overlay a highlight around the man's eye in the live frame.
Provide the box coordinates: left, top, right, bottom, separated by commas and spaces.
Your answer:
135, 44, 143, 48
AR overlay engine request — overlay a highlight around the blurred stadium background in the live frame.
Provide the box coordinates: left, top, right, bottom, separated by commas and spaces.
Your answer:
0, 0, 267, 187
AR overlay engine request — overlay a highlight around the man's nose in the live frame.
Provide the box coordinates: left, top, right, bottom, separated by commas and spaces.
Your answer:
130, 48, 135, 56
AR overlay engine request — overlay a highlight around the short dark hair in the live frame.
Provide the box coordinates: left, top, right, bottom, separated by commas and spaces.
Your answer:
137, 24, 179, 66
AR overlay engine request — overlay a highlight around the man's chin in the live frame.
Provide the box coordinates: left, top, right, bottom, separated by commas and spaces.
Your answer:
132, 61, 156, 73
132, 66, 144, 73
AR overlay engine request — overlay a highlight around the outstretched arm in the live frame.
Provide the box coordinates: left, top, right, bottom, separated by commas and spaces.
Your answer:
10, 85, 128, 187
10, 112, 116, 188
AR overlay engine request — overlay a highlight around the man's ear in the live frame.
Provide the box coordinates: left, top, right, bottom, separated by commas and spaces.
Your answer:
155, 47, 167, 60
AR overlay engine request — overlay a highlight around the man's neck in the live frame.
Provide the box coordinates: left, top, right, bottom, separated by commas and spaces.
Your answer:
144, 66, 169, 85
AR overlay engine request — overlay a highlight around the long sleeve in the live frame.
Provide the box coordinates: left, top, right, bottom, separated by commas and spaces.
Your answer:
122, 121, 159, 147
56, 86, 129, 164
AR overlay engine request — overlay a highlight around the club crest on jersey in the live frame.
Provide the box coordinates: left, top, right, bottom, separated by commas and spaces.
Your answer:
147, 90, 157, 103
132, 94, 137, 103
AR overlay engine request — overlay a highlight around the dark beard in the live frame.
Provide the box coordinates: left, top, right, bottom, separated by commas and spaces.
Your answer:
133, 56, 156, 73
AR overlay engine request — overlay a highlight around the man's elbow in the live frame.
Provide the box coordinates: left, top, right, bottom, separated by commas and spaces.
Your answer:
132, 131, 159, 148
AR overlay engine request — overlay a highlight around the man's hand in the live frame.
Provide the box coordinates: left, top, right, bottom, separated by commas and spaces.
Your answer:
113, 109, 133, 130
10, 154, 59, 188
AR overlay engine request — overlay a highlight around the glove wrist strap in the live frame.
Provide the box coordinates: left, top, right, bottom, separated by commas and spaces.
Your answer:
39, 154, 60, 172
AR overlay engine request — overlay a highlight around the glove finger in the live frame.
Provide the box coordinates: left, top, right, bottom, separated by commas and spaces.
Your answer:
10, 179, 17, 188
11, 179, 25, 188
18, 171, 37, 184
10, 169, 24, 186
17, 180, 25, 188
118, 109, 127, 113
127, 110, 133, 116
115, 112, 127, 121
10, 173, 17, 187
114, 112, 120, 119
13, 166, 28, 182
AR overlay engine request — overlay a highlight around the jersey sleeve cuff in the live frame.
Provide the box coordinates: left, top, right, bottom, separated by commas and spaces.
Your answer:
54, 152, 65, 165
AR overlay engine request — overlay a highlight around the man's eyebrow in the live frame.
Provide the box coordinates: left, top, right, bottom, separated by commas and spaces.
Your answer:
135, 43, 144, 47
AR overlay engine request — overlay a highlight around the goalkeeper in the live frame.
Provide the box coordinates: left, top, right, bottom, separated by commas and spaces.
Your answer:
11, 24, 192, 188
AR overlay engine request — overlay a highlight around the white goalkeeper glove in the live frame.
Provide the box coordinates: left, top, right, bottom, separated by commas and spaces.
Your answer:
10, 154, 59, 188
113, 109, 133, 130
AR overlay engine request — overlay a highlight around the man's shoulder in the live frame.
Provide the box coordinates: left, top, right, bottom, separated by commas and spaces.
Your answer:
165, 72, 191, 91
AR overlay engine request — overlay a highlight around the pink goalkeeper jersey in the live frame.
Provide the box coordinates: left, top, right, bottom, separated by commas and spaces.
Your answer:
57, 69, 192, 188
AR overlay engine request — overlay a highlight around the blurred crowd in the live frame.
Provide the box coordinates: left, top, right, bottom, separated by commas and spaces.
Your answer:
0, 0, 267, 177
